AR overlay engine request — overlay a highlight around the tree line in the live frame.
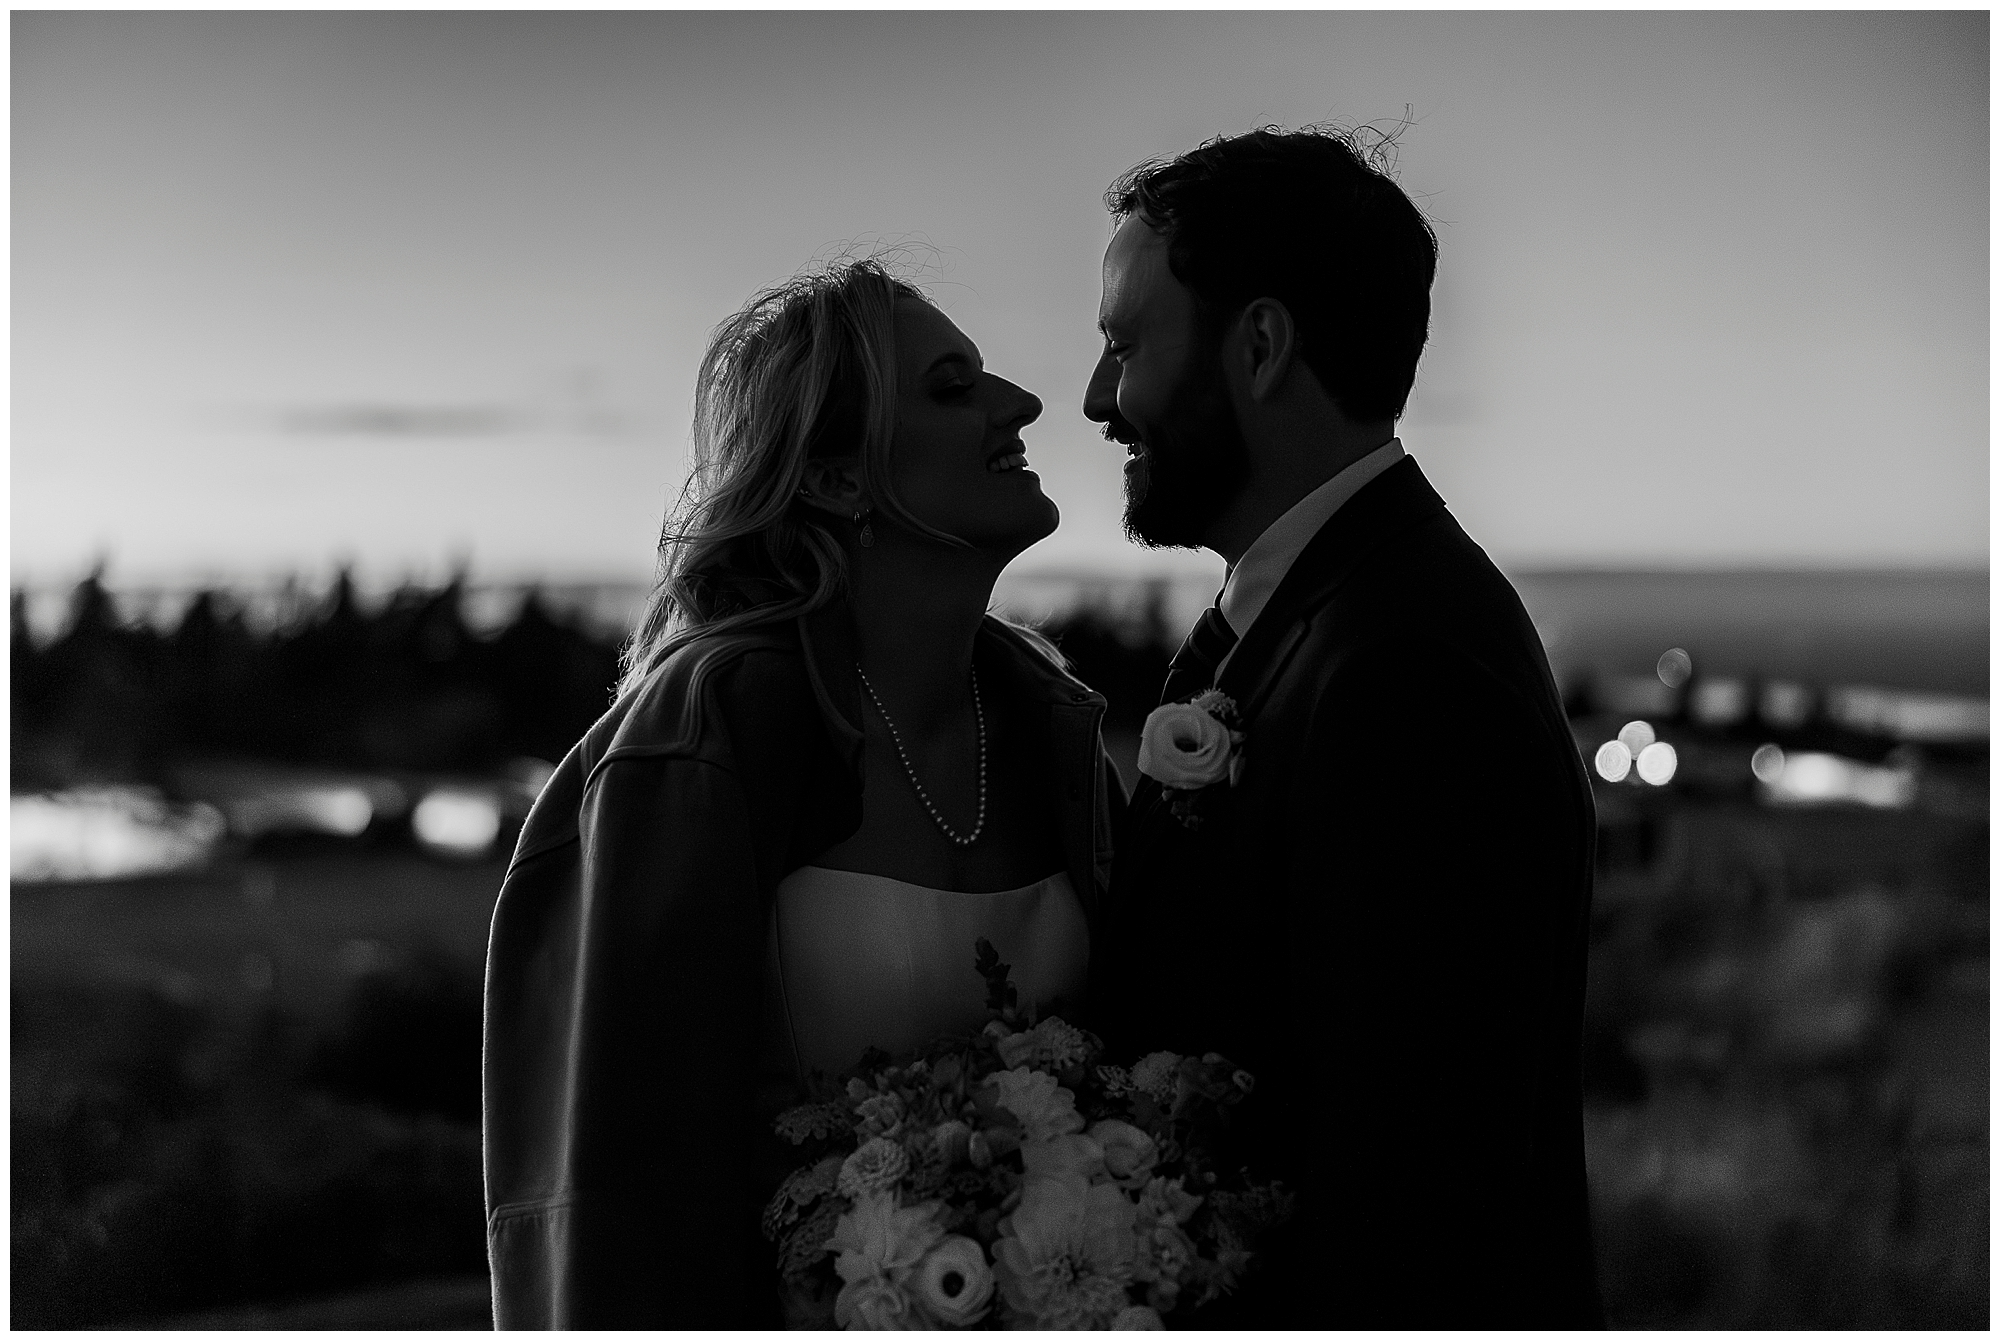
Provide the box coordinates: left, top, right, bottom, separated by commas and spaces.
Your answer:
10, 574, 1174, 792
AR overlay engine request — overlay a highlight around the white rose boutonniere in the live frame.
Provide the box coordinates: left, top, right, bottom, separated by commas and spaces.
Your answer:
1135, 689, 1245, 829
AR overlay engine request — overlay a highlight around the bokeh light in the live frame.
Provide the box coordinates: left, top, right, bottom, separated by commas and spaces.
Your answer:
1760, 750, 1917, 809
1636, 740, 1679, 786
1656, 647, 1694, 688
412, 788, 502, 857
10, 788, 226, 881
1617, 720, 1657, 756
226, 785, 376, 839
1594, 740, 1633, 783
1760, 680, 1815, 729
1690, 678, 1750, 727
1750, 743, 1786, 784
1824, 686, 1990, 745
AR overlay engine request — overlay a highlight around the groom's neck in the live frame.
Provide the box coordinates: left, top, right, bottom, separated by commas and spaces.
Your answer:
1204, 417, 1397, 567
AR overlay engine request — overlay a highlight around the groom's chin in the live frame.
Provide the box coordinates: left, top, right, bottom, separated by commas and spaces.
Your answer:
1122, 500, 1204, 551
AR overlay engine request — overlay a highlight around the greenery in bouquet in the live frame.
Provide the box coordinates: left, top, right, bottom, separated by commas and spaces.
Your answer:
762, 940, 1293, 1329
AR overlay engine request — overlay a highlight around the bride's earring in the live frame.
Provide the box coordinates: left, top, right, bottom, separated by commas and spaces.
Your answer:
855, 507, 875, 548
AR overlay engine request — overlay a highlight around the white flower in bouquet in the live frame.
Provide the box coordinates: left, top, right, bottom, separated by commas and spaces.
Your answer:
835, 1276, 924, 1330
997, 1016, 1095, 1071
837, 1136, 911, 1200
828, 1192, 952, 1328
992, 1174, 1137, 1327
827, 1190, 947, 1327
929, 1119, 972, 1167
989, 1067, 1086, 1142
912, 1234, 995, 1327
1112, 1304, 1166, 1328
1087, 1120, 1158, 1189
1128, 1052, 1182, 1106
1136, 700, 1237, 789
828, 1189, 945, 1281
1134, 1175, 1203, 1228
1019, 1132, 1106, 1184
854, 1092, 907, 1140
1132, 1219, 1198, 1304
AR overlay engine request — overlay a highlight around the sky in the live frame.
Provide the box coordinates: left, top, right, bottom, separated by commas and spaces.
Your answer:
11, 10, 1990, 590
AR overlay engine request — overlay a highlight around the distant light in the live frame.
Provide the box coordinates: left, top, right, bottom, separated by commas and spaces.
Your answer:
1617, 720, 1657, 756
1594, 740, 1633, 783
11, 789, 225, 882
227, 786, 374, 839
1760, 750, 1915, 809
1824, 686, 1990, 745
1636, 741, 1678, 786
1773, 752, 1846, 802
506, 756, 557, 796
1750, 743, 1786, 784
308, 788, 374, 836
1596, 673, 1678, 716
1690, 678, 1750, 727
413, 789, 502, 856
1760, 681, 1814, 730
1656, 648, 1693, 689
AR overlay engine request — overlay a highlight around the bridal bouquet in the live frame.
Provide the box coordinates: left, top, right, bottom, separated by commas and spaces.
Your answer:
762, 941, 1293, 1329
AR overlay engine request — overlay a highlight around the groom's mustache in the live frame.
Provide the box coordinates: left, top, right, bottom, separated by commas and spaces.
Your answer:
1100, 415, 1143, 449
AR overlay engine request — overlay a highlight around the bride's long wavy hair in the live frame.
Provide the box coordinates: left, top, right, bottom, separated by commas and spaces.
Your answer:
617, 260, 969, 698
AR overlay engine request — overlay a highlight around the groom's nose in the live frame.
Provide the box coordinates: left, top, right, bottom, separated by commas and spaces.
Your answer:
1082, 349, 1119, 428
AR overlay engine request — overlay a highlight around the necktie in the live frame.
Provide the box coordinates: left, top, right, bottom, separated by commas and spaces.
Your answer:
1159, 605, 1240, 706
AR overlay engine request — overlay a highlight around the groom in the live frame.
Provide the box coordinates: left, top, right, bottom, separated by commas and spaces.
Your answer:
1085, 128, 1602, 1328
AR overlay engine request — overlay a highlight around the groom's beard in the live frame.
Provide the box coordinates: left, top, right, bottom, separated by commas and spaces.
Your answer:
1118, 359, 1251, 550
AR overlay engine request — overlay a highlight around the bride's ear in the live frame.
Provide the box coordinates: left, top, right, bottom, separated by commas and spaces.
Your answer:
796, 456, 869, 520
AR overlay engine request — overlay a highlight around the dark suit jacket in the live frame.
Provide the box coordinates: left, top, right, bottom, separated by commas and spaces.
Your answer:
1090, 457, 1602, 1328
482, 603, 1118, 1328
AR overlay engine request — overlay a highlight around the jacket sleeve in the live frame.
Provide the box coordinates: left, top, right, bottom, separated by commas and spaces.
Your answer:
1273, 635, 1590, 1325
484, 752, 778, 1328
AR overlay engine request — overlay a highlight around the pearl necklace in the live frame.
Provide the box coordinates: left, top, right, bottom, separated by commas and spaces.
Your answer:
854, 663, 987, 848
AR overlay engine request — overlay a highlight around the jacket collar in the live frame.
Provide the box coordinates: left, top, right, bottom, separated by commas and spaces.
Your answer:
1215, 455, 1448, 715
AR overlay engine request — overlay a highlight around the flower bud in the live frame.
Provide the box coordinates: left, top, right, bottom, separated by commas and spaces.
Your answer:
932, 1119, 972, 1166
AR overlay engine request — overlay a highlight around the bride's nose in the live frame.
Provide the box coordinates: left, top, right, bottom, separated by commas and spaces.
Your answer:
997, 377, 1043, 430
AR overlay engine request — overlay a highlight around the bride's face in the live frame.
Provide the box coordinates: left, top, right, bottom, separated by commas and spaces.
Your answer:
885, 297, 1058, 556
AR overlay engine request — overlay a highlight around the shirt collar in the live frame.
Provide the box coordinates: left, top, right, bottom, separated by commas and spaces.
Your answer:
1217, 437, 1408, 642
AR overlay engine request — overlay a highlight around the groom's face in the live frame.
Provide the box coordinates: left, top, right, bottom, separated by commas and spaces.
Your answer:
1084, 216, 1250, 550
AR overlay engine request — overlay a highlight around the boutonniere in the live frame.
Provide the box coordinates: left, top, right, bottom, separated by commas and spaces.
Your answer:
1136, 688, 1247, 830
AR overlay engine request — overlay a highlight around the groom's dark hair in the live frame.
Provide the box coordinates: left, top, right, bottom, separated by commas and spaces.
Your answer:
1106, 124, 1438, 423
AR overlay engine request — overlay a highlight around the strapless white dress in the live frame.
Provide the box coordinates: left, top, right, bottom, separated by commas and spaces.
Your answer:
761, 865, 1090, 1085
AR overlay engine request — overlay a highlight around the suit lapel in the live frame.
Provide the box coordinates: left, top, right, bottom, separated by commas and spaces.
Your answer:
1217, 456, 1449, 717
1124, 459, 1448, 836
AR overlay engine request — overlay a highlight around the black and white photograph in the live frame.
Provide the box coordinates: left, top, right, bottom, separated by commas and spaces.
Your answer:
10, 8, 1988, 1330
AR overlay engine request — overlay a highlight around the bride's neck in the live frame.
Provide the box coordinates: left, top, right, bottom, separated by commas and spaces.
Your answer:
844, 545, 1001, 732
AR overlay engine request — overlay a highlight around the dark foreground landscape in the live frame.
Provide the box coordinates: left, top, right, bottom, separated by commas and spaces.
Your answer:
10, 571, 1988, 1328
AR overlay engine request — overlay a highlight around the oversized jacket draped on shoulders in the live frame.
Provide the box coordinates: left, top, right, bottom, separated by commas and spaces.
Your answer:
481, 601, 1116, 1328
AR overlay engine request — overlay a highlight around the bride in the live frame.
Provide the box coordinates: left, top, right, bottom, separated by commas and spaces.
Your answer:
481, 259, 1119, 1328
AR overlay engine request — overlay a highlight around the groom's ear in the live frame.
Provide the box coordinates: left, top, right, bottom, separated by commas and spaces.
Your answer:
1232, 298, 1300, 404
